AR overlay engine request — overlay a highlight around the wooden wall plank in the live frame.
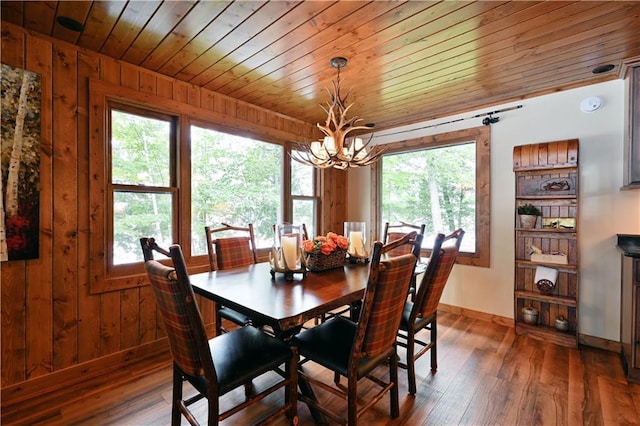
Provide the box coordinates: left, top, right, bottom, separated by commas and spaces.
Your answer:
120, 289, 140, 349
138, 71, 156, 95
100, 292, 120, 356
100, 56, 120, 85
120, 62, 139, 90
25, 33, 54, 380
1, 263, 27, 386
156, 75, 173, 99
187, 84, 200, 108
320, 168, 348, 235
77, 51, 102, 363
173, 80, 189, 103
1, 24, 25, 66
201, 90, 214, 111
52, 44, 79, 370
138, 285, 157, 344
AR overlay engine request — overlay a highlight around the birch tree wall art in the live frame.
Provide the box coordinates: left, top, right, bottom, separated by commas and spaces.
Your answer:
1, 64, 41, 261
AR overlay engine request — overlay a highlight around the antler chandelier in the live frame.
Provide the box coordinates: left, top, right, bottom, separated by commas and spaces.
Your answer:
292, 57, 386, 169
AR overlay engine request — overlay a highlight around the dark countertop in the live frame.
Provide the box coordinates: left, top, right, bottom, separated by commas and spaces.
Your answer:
617, 234, 640, 258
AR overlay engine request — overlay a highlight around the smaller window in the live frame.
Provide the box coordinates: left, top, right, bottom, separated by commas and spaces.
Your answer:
109, 106, 177, 267
291, 152, 319, 238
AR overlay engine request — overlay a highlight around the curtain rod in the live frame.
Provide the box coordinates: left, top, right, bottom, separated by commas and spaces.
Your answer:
372, 104, 523, 138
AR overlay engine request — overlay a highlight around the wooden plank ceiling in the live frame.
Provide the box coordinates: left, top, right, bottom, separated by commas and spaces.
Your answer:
3, 1, 640, 131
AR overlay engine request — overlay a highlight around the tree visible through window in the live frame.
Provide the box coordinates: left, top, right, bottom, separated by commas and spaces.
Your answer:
91, 83, 317, 292
190, 125, 282, 254
374, 126, 490, 267
291, 153, 318, 238
110, 107, 176, 265
381, 143, 476, 252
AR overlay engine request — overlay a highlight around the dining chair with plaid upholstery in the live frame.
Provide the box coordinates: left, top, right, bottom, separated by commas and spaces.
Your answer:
204, 223, 261, 335
397, 228, 464, 395
382, 221, 425, 257
382, 221, 426, 302
292, 231, 422, 425
144, 244, 298, 426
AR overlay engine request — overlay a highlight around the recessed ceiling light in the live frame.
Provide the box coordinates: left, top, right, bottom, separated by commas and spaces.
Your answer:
56, 16, 85, 32
592, 64, 615, 74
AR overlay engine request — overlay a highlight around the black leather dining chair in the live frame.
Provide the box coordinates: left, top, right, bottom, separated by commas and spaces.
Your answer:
143, 243, 298, 425
204, 222, 263, 335
397, 228, 464, 394
292, 232, 421, 425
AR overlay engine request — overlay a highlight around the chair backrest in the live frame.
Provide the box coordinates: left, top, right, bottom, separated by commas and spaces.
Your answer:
412, 230, 463, 321
442, 227, 465, 249
140, 237, 171, 261
144, 244, 216, 382
205, 223, 258, 271
354, 232, 422, 359
383, 222, 426, 257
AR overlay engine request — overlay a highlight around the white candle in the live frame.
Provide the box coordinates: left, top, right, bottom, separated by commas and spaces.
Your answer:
349, 231, 364, 256
281, 235, 299, 269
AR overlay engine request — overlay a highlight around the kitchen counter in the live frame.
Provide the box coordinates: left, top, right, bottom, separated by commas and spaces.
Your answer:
618, 233, 640, 383
617, 234, 640, 258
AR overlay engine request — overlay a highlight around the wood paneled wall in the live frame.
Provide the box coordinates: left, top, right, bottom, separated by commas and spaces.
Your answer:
0, 22, 343, 390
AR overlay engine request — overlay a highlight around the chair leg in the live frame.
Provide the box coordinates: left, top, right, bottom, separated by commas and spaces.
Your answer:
430, 317, 438, 372
406, 327, 417, 395
207, 383, 219, 426
172, 365, 183, 426
390, 350, 400, 418
347, 374, 358, 426
215, 303, 223, 336
244, 382, 256, 398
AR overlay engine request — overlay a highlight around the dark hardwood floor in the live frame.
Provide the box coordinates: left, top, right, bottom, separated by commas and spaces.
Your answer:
11, 312, 640, 425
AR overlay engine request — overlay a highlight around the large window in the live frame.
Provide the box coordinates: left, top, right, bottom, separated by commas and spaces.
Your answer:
89, 81, 315, 292
190, 124, 283, 253
374, 126, 490, 267
381, 142, 476, 253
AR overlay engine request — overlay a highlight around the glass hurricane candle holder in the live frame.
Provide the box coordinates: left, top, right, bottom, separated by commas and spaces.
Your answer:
344, 221, 369, 263
270, 224, 306, 281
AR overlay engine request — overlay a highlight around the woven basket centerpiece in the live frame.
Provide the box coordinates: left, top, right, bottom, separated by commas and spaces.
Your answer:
305, 248, 347, 272
303, 232, 349, 272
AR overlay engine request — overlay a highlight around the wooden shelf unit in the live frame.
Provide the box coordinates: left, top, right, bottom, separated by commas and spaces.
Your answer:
513, 140, 579, 348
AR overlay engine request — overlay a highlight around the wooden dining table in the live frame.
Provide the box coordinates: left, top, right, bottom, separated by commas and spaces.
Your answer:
189, 261, 371, 338
189, 257, 427, 424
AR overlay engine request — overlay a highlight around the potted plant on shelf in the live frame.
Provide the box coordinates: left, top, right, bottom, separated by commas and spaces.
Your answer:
517, 203, 541, 228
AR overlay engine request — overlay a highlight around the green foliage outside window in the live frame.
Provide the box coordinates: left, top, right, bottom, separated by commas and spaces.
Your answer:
191, 126, 282, 254
111, 110, 173, 264
381, 142, 476, 252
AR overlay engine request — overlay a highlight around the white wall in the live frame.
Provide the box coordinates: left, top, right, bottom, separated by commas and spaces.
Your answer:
347, 80, 640, 341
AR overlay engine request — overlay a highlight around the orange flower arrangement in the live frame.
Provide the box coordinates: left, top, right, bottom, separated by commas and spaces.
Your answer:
303, 232, 348, 255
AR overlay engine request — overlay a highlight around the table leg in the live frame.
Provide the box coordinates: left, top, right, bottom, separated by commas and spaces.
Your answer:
297, 364, 328, 425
